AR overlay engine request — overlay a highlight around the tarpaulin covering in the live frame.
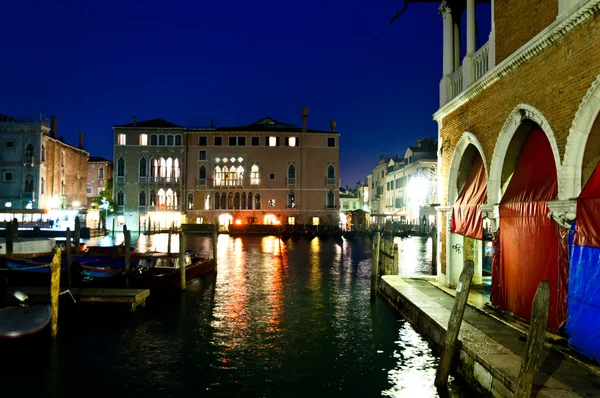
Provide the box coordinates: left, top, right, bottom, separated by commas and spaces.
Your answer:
451, 153, 487, 240
574, 160, 600, 248
491, 127, 568, 330
567, 161, 600, 361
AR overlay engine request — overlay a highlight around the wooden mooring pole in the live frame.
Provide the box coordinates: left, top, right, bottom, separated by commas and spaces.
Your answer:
6, 220, 13, 259
74, 216, 81, 254
167, 229, 172, 254
124, 227, 131, 288
213, 223, 218, 274
513, 280, 551, 398
66, 228, 73, 288
393, 242, 399, 275
435, 259, 475, 388
179, 231, 186, 290
370, 232, 381, 300
50, 248, 62, 337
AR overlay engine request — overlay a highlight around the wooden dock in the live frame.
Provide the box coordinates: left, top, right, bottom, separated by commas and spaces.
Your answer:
2, 287, 150, 311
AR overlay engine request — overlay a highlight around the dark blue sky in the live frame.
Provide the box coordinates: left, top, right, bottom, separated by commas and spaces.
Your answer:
2, 0, 490, 187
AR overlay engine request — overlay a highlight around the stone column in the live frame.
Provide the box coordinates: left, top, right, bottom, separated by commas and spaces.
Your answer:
439, 1, 454, 106
453, 20, 461, 72
462, 0, 476, 89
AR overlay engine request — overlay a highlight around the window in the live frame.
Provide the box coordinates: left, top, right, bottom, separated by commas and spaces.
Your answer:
326, 191, 335, 208
87, 187, 92, 194
229, 136, 236, 146
199, 150, 207, 161
118, 134, 126, 145
287, 217, 295, 225
61, 181, 65, 196
327, 137, 336, 147
221, 192, 226, 209
199, 166, 206, 185
139, 134, 148, 146
150, 190, 156, 206
25, 144, 34, 157
117, 158, 125, 177
5, 140, 14, 148
251, 137, 260, 146
159, 135, 166, 146
250, 164, 260, 185
139, 158, 147, 177
312, 217, 320, 226
234, 192, 240, 209
228, 192, 234, 209
214, 136, 222, 146
287, 191, 296, 208
167, 135, 174, 146
41, 145, 46, 162
241, 192, 247, 209
117, 191, 124, 206
287, 165, 296, 185
248, 192, 253, 209
98, 166, 105, 180
268, 199, 275, 207
196, 217, 203, 224
198, 136, 207, 146
41, 178, 45, 194
2, 171, 13, 182
268, 136, 278, 147
214, 192, 220, 210
150, 135, 158, 145
175, 135, 182, 146
238, 136, 246, 146
24, 174, 34, 192
327, 165, 335, 185
61, 151, 65, 167
269, 173, 275, 180
204, 194, 211, 210
188, 193, 194, 210
255, 193, 262, 210
286, 137, 298, 147
139, 191, 146, 206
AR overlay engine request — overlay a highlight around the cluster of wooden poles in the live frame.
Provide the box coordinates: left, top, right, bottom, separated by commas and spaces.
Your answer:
370, 232, 399, 299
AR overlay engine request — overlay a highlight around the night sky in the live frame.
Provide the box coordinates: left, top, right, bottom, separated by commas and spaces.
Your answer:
1, 0, 490, 187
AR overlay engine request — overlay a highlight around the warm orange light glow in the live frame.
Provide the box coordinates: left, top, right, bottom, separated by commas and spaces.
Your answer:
235, 219, 242, 225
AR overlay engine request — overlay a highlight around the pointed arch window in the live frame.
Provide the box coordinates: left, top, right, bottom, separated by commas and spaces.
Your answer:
139, 158, 147, 178
25, 143, 34, 157
188, 193, 194, 210
159, 157, 166, 178
61, 151, 65, 167
241, 192, 247, 209
117, 158, 125, 178
165, 158, 173, 181
24, 174, 34, 192
150, 190, 156, 207
248, 192, 253, 210
199, 166, 207, 186
98, 166, 105, 180
61, 180, 66, 196
255, 193, 261, 210
236, 166, 244, 186
288, 165, 296, 185
139, 190, 146, 206
151, 158, 158, 180
41, 178, 45, 195
327, 165, 335, 185
221, 192, 226, 209
157, 188, 166, 209
214, 166, 222, 186
250, 164, 260, 185
214, 192, 220, 210
326, 190, 335, 208
117, 190, 124, 206
234, 192, 240, 209
165, 188, 174, 209
174, 158, 181, 182
229, 166, 236, 186
205, 194, 211, 210
174, 190, 179, 208
228, 192, 234, 209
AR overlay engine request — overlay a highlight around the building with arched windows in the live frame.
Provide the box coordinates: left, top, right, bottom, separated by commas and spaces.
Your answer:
0, 114, 88, 216
185, 109, 340, 230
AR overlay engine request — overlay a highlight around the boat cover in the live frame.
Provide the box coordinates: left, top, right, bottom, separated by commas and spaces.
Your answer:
0, 305, 51, 338
491, 127, 568, 330
451, 153, 487, 240
567, 160, 600, 360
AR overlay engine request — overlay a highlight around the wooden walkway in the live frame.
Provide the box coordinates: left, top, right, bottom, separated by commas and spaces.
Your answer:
2, 287, 150, 311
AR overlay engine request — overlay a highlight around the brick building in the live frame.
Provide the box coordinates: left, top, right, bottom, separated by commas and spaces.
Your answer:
426, 0, 600, 339
86, 156, 113, 203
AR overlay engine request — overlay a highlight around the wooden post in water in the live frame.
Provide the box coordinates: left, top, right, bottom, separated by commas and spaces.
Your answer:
124, 228, 131, 288
393, 242, 399, 275
431, 226, 438, 275
74, 216, 81, 254
213, 223, 218, 274
5, 221, 13, 259
179, 231, 186, 290
167, 229, 172, 254
112, 218, 115, 235
513, 280, 551, 398
50, 248, 62, 337
66, 228, 73, 288
435, 259, 475, 388
370, 232, 381, 300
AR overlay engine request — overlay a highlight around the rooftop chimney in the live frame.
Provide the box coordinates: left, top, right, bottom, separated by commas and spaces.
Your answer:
79, 132, 84, 149
301, 108, 308, 133
330, 120, 336, 132
51, 116, 57, 138
132, 116, 137, 126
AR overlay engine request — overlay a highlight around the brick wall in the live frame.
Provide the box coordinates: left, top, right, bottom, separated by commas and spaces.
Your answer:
495, 0, 559, 63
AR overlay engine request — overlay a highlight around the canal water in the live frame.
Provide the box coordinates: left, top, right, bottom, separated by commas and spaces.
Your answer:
1, 234, 474, 397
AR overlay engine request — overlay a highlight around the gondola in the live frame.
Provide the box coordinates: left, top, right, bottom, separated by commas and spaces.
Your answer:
126, 252, 214, 289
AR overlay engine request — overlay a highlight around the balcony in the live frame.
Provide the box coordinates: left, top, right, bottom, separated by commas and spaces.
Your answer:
287, 177, 296, 186
198, 178, 207, 187
326, 177, 336, 186
149, 176, 182, 184
23, 156, 35, 166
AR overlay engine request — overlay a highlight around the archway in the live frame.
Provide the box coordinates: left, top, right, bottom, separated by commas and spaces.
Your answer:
218, 213, 233, 230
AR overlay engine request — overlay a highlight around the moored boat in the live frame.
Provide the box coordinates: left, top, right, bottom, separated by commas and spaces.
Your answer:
0, 305, 51, 339
126, 252, 214, 289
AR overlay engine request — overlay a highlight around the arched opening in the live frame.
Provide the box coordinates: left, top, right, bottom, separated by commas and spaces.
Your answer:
166, 188, 174, 209
139, 158, 147, 178
248, 192, 253, 210
166, 158, 173, 181
220, 192, 226, 210
25, 143, 34, 157
241, 192, 247, 209
205, 194, 211, 210
157, 188, 166, 209
174, 158, 181, 181
492, 122, 566, 331
255, 193, 261, 210
218, 213, 233, 230
150, 190, 156, 207
24, 174, 34, 192
139, 191, 146, 206
264, 213, 280, 225
214, 192, 220, 210
234, 192, 240, 209
228, 192, 234, 209
188, 192, 194, 210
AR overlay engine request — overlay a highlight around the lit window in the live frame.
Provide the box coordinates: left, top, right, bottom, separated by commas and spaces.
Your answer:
215, 157, 221, 163
269, 137, 277, 147
237, 157, 243, 163
251, 164, 259, 185
118, 134, 126, 145
139, 134, 148, 145
230, 157, 235, 163
288, 137, 296, 147
312, 217, 320, 226
287, 216, 295, 225
223, 158, 228, 163
205, 194, 211, 210
268, 199, 275, 207
187, 193, 194, 210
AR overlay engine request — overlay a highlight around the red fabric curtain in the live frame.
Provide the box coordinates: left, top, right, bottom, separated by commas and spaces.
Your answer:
451, 153, 487, 240
575, 161, 600, 248
491, 127, 567, 330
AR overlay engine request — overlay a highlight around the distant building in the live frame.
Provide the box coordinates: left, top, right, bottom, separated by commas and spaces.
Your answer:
112, 117, 186, 230
339, 187, 360, 230
0, 114, 88, 211
185, 109, 340, 229
369, 156, 390, 217
86, 156, 113, 203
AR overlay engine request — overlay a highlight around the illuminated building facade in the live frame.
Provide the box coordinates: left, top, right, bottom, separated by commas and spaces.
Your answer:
86, 156, 113, 204
185, 109, 340, 229
112, 117, 186, 230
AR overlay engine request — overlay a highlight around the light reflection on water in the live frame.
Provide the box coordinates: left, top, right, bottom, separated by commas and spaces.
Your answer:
4, 234, 475, 397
